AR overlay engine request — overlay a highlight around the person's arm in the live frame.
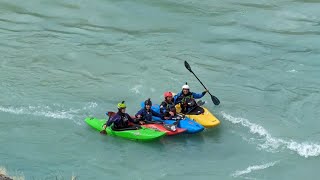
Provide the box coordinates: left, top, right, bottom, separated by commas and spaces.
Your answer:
106, 116, 116, 126
127, 114, 137, 123
192, 91, 206, 99
173, 92, 182, 104
101, 115, 116, 134
135, 109, 144, 118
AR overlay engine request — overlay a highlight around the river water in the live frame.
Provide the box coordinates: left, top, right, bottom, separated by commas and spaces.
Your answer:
1, 0, 320, 179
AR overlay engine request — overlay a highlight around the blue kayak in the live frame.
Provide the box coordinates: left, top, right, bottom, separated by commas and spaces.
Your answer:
140, 102, 204, 134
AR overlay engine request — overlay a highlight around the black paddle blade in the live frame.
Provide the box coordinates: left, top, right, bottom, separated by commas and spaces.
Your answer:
184, 61, 192, 72
211, 95, 220, 105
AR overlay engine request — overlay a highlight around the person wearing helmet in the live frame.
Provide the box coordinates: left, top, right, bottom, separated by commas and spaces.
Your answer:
100, 101, 138, 133
135, 98, 164, 123
160, 91, 177, 119
174, 83, 208, 115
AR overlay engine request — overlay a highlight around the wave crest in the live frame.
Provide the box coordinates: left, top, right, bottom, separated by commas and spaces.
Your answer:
232, 161, 279, 177
222, 112, 320, 158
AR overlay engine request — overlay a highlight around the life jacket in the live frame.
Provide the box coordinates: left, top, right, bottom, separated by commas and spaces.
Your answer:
162, 100, 176, 113
113, 112, 130, 128
140, 108, 153, 121
180, 92, 196, 113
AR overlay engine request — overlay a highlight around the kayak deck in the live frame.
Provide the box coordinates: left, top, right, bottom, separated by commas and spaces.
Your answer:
186, 107, 220, 128
162, 118, 204, 134
107, 111, 187, 136
85, 117, 166, 141
175, 104, 220, 128
143, 123, 186, 136
140, 102, 204, 133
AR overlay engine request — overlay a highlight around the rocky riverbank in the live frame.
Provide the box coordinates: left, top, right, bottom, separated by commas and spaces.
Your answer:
0, 174, 13, 180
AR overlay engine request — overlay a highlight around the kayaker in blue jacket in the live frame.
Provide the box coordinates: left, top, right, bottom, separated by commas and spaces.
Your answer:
100, 101, 139, 134
174, 83, 208, 115
135, 98, 164, 123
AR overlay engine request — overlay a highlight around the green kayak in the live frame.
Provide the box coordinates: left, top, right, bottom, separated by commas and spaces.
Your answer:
85, 117, 166, 141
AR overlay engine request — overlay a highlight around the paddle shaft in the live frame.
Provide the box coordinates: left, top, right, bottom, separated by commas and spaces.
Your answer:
190, 71, 215, 97
184, 60, 220, 105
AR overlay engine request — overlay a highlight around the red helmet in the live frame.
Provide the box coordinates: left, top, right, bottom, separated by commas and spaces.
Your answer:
164, 92, 173, 98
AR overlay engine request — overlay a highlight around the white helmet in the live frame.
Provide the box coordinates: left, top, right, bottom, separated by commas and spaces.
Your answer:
182, 84, 190, 89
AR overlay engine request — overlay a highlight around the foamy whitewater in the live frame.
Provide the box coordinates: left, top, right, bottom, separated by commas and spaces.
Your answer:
222, 112, 320, 158
232, 161, 279, 178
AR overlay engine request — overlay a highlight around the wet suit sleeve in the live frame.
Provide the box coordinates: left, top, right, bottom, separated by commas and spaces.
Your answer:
173, 92, 182, 105
126, 114, 136, 123
135, 108, 144, 118
192, 92, 205, 99
106, 115, 117, 126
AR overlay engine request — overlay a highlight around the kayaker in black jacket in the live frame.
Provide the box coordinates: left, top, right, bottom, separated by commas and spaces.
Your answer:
100, 101, 139, 134
174, 83, 208, 115
160, 91, 176, 119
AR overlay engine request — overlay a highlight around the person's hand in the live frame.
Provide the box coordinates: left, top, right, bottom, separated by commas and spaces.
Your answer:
137, 115, 142, 119
164, 116, 170, 120
139, 121, 145, 125
178, 114, 185, 119
169, 111, 175, 116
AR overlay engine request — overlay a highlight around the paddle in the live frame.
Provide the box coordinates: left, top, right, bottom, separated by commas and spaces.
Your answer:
184, 60, 220, 105
172, 116, 182, 126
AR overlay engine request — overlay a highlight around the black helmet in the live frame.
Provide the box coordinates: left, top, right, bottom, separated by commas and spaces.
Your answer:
145, 98, 152, 106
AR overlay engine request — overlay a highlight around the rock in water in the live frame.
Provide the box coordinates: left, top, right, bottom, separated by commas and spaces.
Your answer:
0, 174, 13, 180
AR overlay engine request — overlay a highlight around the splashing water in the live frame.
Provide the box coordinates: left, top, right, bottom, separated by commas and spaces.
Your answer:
222, 112, 320, 158
232, 161, 279, 177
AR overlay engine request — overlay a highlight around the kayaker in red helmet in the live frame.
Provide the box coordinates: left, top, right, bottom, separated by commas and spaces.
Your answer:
100, 101, 139, 134
160, 91, 177, 119
174, 82, 208, 115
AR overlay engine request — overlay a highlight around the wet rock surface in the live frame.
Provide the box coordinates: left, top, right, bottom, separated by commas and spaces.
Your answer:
0, 174, 13, 180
